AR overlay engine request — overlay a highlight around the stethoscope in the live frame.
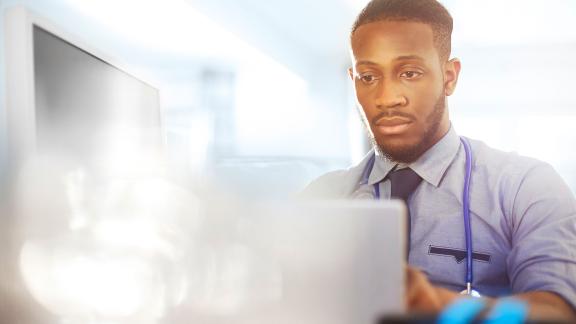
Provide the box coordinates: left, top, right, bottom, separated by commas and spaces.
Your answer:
360, 136, 481, 297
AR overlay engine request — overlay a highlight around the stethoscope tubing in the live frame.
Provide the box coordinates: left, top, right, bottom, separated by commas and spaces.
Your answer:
461, 137, 474, 287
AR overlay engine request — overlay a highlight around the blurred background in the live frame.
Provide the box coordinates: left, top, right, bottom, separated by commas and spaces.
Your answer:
1, 0, 576, 323
1, 0, 576, 196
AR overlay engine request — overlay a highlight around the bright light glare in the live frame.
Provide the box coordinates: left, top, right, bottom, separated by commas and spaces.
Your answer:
66, 0, 255, 58
16, 157, 200, 321
453, 114, 576, 163
449, 0, 576, 45
92, 125, 163, 179
52, 256, 153, 317
234, 60, 314, 156
65, 168, 89, 230
20, 242, 162, 319
514, 115, 576, 163
92, 219, 172, 255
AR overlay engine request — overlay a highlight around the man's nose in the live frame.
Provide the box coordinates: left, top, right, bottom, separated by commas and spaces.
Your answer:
374, 81, 407, 108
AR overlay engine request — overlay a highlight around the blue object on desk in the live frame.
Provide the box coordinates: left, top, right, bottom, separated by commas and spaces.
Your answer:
437, 298, 486, 324
484, 299, 528, 324
437, 297, 528, 324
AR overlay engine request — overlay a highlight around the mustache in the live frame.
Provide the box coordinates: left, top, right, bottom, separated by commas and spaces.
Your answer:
371, 110, 416, 125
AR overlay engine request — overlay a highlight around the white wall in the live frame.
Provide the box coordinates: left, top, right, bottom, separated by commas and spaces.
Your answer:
0, 0, 356, 197
445, 0, 576, 191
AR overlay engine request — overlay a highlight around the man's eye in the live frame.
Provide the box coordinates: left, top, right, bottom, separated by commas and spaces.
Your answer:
359, 74, 379, 84
400, 71, 423, 79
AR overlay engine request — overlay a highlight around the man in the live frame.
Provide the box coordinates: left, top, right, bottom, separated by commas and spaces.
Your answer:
302, 0, 576, 320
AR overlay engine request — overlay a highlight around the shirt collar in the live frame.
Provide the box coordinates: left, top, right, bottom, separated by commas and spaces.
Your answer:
367, 126, 460, 187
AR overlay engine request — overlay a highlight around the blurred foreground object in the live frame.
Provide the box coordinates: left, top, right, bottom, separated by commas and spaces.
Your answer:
12, 160, 406, 323
14, 155, 201, 324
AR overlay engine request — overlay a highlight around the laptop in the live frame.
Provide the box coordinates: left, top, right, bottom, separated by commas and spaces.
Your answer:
168, 199, 407, 324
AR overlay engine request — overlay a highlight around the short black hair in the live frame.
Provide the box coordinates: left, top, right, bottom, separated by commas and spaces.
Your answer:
351, 0, 453, 61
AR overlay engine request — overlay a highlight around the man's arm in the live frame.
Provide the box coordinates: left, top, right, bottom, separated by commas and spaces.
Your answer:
515, 291, 576, 322
406, 266, 576, 321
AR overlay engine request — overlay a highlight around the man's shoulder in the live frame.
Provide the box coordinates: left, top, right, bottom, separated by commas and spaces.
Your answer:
300, 151, 374, 199
466, 137, 566, 195
468, 137, 547, 174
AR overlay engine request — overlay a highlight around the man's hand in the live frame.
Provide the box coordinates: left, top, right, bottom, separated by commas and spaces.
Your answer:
515, 291, 576, 322
406, 266, 576, 321
406, 266, 461, 313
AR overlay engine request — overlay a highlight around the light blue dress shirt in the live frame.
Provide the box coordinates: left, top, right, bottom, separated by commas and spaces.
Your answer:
302, 126, 576, 307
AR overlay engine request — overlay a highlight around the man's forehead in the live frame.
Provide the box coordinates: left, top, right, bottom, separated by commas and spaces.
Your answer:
350, 21, 438, 65
352, 20, 435, 42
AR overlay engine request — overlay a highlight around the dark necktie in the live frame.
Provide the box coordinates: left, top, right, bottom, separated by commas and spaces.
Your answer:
388, 167, 423, 258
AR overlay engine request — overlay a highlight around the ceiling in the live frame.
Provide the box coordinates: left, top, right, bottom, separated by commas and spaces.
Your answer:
51, 0, 576, 83
183, 0, 361, 79
186, 0, 576, 68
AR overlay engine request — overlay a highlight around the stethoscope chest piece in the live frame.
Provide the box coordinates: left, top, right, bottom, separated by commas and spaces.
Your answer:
462, 289, 482, 298
460, 282, 482, 297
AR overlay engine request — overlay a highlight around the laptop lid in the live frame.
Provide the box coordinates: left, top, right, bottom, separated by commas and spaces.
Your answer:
172, 199, 406, 324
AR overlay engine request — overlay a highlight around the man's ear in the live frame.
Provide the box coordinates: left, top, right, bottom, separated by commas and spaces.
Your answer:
348, 67, 354, 81
444, 58, 461, 96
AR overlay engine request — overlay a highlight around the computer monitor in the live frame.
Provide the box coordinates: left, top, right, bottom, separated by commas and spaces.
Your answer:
4, 6, 163, 170
2, 6, 164, 323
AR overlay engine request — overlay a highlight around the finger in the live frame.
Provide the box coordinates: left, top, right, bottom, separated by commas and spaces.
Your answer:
406, 267, 444, 313
406, 267, 426, 301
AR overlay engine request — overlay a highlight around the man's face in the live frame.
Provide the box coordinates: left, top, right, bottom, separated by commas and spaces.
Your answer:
349, 21, 458, 163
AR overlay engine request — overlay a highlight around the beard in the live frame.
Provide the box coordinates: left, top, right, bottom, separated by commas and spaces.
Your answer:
366, 95, 446, 163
